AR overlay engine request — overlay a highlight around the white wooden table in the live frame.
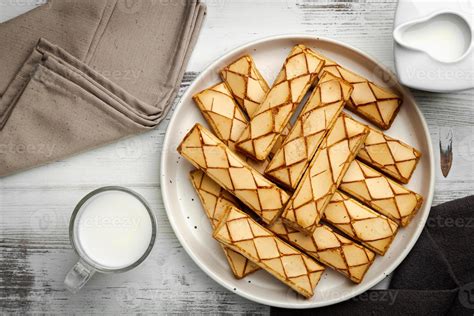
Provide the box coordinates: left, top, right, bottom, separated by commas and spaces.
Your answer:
1, 0, 473, 314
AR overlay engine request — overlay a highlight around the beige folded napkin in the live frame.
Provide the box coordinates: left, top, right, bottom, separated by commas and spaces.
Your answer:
0, 0, 206, 176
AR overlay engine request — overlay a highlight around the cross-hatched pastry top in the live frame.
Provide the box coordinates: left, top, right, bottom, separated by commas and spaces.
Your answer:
268, 219, 375, 283
220, 55, 270, 118
192, 82, 248, 149
314, 52, 402, 130
235, 44, 325, 161
265, 71, 352, 189
323, 191, 399, 255
189, 170, 260, 279
358, 127, 421, 184
340, 159, 423, 226
281, 114, 369, 234
213, 206, 325, 298
178, 124, 289, 224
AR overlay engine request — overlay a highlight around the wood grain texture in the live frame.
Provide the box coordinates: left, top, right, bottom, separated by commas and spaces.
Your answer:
1, 0, 473, 314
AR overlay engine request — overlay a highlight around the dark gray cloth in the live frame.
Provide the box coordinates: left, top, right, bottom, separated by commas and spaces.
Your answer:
272, 195, 474, 316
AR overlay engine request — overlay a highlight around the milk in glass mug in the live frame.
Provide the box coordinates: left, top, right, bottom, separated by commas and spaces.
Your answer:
64, 187, 156, 293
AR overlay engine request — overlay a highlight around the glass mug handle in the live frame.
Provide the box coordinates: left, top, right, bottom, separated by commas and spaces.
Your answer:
64, 260, 96, 293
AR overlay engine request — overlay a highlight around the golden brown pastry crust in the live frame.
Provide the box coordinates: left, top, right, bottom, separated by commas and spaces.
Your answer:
358, 127, 422, 184
323, 191, 399, 255
213, 206, 325, 298
340, 160, 424, 226
268, 219, 375, 283
281, 114, 369, 234
265, 72, 352, 189
313, 52, 402, 130
235, 45, 325, 161
190, 170, 260, 279
178, 124, 289, 224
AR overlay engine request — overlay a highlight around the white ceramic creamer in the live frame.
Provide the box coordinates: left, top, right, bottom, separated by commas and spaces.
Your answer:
393, 0, 474, 92
394, 12, 471, 63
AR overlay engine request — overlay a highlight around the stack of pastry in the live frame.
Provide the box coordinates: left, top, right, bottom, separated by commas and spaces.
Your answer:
177, 44, 423, 298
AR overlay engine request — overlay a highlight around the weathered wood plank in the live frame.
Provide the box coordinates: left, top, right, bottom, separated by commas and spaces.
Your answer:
0, 187, 268, 314
1, 0, 473, 314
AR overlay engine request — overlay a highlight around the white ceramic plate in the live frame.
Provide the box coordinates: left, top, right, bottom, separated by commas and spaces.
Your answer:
161, 35, 435, 309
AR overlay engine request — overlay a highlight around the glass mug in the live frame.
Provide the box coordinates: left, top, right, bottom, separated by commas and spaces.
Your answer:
64, 186, 157, 293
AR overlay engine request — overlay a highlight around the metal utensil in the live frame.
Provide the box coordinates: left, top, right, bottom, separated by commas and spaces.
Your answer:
439, 127, 453, 177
